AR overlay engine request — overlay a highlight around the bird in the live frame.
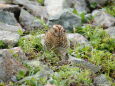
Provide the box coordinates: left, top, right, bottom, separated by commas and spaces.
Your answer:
43, 24, 70, 61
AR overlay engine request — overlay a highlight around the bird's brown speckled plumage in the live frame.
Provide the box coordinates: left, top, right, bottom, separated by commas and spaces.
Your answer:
44, 25, 70, 60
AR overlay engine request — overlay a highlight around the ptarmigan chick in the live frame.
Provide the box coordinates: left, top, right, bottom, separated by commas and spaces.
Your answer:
44, 24, 70, 60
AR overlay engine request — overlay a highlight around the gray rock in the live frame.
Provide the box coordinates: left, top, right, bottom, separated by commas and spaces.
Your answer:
94, 74, 111, 86
68, 55, 101, 73
44, 0, 70, 18
0, 30, 20, 46
0, 22, 22, 32
19, 9, 42, 31
0, 4, 19, 11
48, 10, 81, 31
0, 50, 26, 82
87, 0, 108, 5
105, 27, 115, 39
92, 10, 115, 27
72, 0, 89, 13
0, 22, 23, 46
0, 4, 20, 19
0, 11, 18, 25
0, 47, 28, 61
67, 33, 89, 48
12, 0, 48, 19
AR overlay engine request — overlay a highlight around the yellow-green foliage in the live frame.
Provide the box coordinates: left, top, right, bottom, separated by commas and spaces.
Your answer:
105, 6, 115, 17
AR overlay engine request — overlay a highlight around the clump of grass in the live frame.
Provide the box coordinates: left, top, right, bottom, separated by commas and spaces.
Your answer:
0, 40, 7, 49
76, 25, 115, 52
105, 6, 115, 17
37, 0, 44, 5
18, 36, 43, 59
51, 65, 92, 86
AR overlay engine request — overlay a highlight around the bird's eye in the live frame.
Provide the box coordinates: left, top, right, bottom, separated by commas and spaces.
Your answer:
63, 29, 66, 32
55, 29, 58, 33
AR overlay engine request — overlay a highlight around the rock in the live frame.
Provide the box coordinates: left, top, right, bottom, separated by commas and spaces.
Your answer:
72, 0, 89, 13
68, 55, 101, 73
0, 22, 22, 32
0, 50, 26, 82
0, 30, 20, 46
67, 33, 89, 48
87, 0, 108, 5
12, 0, 48, 19
105, 27, 115, 39
48, 10, 81, 31
0, 11, 19, 26
92, 10, 115, 28
19, 9, 42, 31
0, 47, 28, 61
94, 74, 111, 86
0, 22, 23, 46
0, 4, 19, 11
44, 0, 70, 17
0, 4, 20, 20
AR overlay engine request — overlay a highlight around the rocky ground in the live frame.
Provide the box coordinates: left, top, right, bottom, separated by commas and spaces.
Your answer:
0, 0, 115, 86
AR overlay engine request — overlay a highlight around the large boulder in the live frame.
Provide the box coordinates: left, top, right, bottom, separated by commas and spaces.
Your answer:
48, 10, 81, 31
0, 50, 26, 82
19, 9, 42, 31
105, 27, 115, 39
92, 10, 115, 28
